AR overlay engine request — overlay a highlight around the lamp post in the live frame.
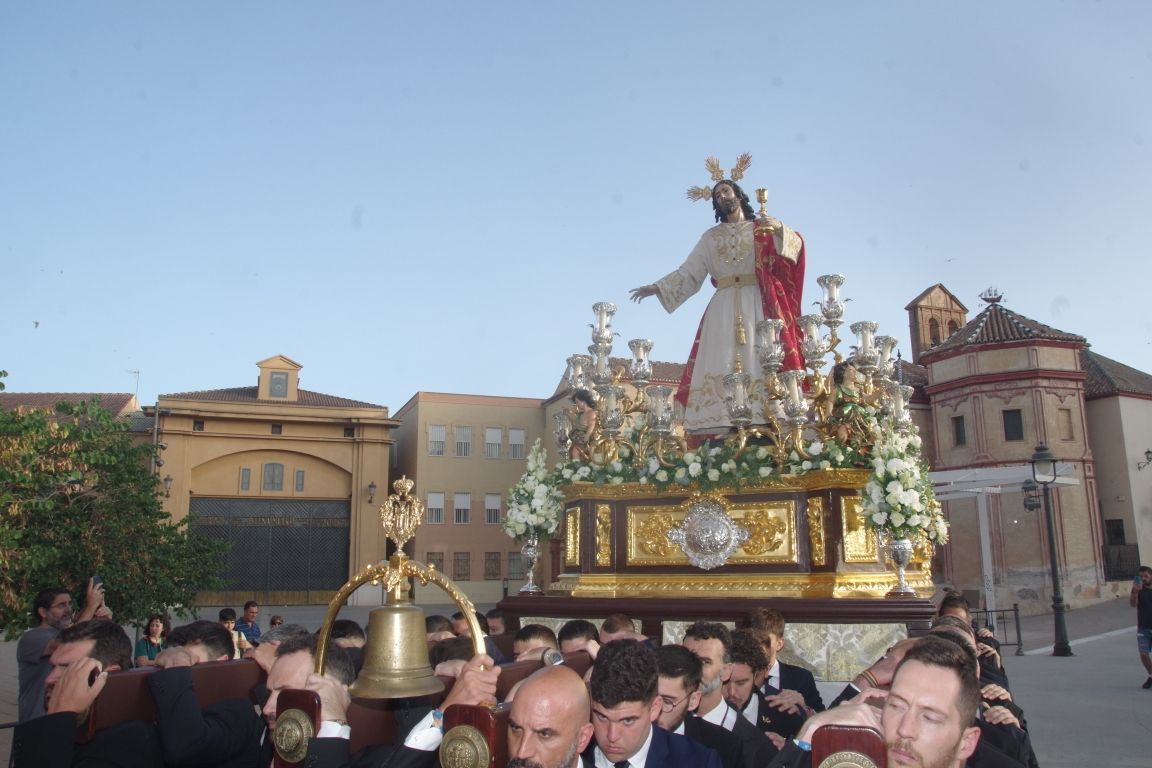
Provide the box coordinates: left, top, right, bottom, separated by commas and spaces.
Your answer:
1029, 443, 1073, 657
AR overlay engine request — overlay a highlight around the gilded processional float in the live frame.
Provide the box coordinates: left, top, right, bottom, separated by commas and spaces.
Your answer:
497, 156, 950, 680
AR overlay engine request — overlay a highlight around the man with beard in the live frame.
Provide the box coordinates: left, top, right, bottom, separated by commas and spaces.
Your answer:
17, 580, 109, 722
681, 622, 781, 756
630, 156, 806, 438
508, 665, 595, 768
11, 620, 163, 768
724, 629, 805, 740
767, 636, 984, 768
654, 644, 752, 768
583, 639, 722, 768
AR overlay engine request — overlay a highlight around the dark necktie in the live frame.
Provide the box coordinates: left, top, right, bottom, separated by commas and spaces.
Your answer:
614, 761, 630, 768
763, 676, 780, 696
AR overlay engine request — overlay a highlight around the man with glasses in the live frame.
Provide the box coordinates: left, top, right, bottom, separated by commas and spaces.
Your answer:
655, 645, 766, 768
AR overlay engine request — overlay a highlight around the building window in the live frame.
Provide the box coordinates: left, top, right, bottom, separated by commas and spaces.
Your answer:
952, 416, 966, 447
929, 317, 941, 345
1002, 409, 1024, 442
485, 494, 502, 525
1058, 408, 1074, 441
426, 493, 444, 524
1104, 519, 1126, 545
295, 470, 305, 492
455, 426, 472, 457
454, 493, 471, 524
428, 425, 446, 456
485, 427, 502, 459
344, 426, 355, 438
271, 424, 283, 435
239, 468, 251, 491
947, 320, 960, 336
453, 552, 471, 581
484, 552, 502, 580
193, 420, 205, 432
426, 552, 444, 572
507, 553, 526, 580
263, 463, 284, 491
270, 371, 289, 398
509, 429, 526, 459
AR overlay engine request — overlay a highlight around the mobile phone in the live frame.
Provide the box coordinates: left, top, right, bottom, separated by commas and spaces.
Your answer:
1136, 574, 1144, 585
92, 574, 103, 588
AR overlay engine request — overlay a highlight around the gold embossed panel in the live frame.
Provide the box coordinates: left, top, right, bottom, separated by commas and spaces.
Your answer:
807, 497, 826, 566
627, 498, 798, 566
564, 507, 581, 567
595, 505, 612, 566
841, 496, 879, 563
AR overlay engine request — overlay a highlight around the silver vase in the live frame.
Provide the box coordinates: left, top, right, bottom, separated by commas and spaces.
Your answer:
519, 530, 544, 595
886, 535, 916, 597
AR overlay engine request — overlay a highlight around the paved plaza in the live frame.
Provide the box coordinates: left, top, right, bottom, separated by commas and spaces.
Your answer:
3, 596, 1149, 766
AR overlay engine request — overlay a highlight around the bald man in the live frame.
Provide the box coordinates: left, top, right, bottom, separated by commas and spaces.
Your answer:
509, 666, 595, 768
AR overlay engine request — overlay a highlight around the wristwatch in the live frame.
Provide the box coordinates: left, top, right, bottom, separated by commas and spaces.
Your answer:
542, 648, 565, 666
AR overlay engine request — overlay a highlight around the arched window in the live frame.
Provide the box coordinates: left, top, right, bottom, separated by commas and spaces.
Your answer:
947, 320, 960, 336
929, 318, 941, 345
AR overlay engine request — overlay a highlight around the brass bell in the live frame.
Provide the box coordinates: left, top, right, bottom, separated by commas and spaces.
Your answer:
349, 600, 444, 700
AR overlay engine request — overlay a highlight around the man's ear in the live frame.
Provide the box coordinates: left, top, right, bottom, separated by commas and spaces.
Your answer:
957, 725, 981, 762
648, 696, 663, 723
773, 635, 785, 653
720, 661, 732, 683
577, 722, 595, 753
688, 690, 702, 712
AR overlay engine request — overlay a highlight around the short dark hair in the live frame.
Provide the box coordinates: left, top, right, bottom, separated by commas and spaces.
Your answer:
58, 620, 132, 671
32, 587, 70, 623
938, 591, 971, 618
426, 614, 453, 634
218, 608, 237, 622
897, 635, 981, 726
682, 621, 732, 662
144, 614, 170, 638
429, 636, 474, 666
1139, 565, 1151, 576
168, 620, 235, 660
590, 639, 658, 707
514, 624, 557, 649
931, 615, 976, 640
451, 611, 490, 635
331, 619, 365, 642
272, 633, 355, 685
655, 644, 702, 694
243, 600, 259, 610
558, 619, 599, 645
729, 629, 769, 672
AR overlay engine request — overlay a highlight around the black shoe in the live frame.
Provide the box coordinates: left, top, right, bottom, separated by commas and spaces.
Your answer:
1143, 677, 1152, 689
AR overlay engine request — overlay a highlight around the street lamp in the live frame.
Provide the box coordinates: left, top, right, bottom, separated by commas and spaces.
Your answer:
367, 481, 378, 504
1030, 443, 1073, 657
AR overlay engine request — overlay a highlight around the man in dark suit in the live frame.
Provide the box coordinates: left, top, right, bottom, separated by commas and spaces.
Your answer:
583, 639, 722, 768
745, 608, 824, 712
149, 620, 278, 768
10, 620, 164, 768
725, 629, 806, 740
654, 644, 761, 768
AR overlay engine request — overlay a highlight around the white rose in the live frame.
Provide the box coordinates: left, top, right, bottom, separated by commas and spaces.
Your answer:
708, 469, 720, 481
890, 512, 906, 528
656, 470, 669, 482
758, 466, 772, 478
688, 462, 702, 478
871, 512, 888, 525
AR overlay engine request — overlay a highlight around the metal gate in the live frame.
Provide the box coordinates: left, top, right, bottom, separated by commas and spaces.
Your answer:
190, 497, 350, 604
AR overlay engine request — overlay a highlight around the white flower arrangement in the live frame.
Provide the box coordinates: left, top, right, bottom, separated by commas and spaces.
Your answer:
860, 422, 949, 544
503, 438, 564, 542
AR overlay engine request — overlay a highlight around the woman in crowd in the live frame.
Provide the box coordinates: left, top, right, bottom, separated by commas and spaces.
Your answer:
134, 614, 169, 667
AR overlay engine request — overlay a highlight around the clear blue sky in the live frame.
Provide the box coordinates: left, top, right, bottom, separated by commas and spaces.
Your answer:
3, 2, 1150, 411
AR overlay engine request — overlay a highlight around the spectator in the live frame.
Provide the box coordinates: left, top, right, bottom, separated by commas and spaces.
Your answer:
268, 614, 285, 629
1132, 565, 1152, 689
218, 608, 252, 658
16, 579, 107, 722
234, 600, 261, 644
134, 613, 169, 667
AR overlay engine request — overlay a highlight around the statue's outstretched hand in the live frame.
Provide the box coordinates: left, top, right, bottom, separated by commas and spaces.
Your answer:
630, 285, 656, 303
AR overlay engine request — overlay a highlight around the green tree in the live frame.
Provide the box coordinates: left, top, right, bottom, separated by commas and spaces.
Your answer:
0, 391, 225, 639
